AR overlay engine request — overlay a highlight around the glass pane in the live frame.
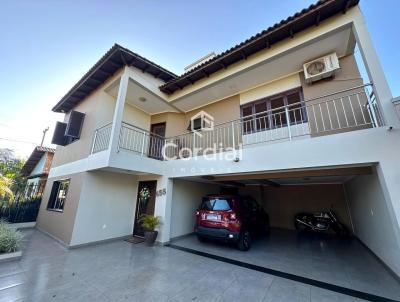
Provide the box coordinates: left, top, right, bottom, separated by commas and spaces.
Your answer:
55, 180, 69, 210
269, 97, 286, 127
241, 105, 254, 133
201, 198, 232, 211
287, 92, 305, 123
254, 102, 268, 131
242, 106, 253, 117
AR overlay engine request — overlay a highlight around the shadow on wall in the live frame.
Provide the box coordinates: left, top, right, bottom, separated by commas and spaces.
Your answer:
345, 168, 400, 277
239, 184, 352, 231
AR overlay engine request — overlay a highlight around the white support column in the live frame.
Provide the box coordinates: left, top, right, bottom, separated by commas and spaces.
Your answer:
108, 67, 130, 154
153, 176, 173, 243
352, 7, 399, 127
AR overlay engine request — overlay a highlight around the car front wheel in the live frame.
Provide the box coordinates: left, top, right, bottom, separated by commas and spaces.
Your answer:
237, 230, 251, 251
197, 235, 207, 242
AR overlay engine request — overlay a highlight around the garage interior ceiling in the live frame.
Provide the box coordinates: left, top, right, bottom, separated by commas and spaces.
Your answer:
184, 166, 373, 187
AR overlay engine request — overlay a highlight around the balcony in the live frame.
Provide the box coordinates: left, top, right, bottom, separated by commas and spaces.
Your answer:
91, 84, 384, 160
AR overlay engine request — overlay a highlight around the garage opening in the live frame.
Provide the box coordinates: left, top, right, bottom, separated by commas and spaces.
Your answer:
169, 165, 400, 301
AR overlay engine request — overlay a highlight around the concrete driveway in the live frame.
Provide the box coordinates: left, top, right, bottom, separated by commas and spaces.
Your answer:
0, 229, 374, 302
170, 229, 400, 301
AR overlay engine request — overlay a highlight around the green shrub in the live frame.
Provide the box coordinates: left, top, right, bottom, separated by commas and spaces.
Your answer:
139, 214, 161, 231
0, 219, 23, 253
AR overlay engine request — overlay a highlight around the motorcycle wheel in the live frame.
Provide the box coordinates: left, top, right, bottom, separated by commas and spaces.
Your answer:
294, 221, 308, 232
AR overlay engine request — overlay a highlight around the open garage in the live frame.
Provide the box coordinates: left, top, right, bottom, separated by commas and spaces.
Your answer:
169, 165, 400, 301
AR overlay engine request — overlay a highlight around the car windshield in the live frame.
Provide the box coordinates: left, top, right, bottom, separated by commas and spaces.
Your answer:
201, 198, 232, 211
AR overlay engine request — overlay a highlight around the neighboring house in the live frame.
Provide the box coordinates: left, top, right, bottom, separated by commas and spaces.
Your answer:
36, 0, 400, 278
21, 146, 55, 199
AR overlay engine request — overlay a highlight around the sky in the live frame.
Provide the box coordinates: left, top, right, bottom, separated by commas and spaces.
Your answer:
0, 0, 398, 159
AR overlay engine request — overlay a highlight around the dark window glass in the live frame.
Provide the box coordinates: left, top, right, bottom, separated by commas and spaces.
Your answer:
287, 92, 304, 123
47, 180, 70, 212
254, 101, 268, 131
270, 97, 286, 127
240, 89, 307, 132
241, 105, 254, 134
201, 198, 232, 211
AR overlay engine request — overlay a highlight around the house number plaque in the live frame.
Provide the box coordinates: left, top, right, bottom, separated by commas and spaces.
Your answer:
156, 188, 166, 197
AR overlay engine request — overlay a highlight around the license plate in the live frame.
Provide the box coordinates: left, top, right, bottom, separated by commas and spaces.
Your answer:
206, 214, 219, 220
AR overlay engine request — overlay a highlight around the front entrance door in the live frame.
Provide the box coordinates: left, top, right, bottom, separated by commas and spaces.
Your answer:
149, 123, 166, 159
133, 181, 157, 237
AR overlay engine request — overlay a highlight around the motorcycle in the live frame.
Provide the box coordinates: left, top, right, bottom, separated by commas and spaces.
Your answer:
294, 209, 349, 236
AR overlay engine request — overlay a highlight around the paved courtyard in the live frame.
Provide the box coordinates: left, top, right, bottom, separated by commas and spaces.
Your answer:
0, 229, 381, 302
171, 229, 400, 300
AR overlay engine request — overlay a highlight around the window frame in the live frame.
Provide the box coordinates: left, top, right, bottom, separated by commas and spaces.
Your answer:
47, 179, 70, 212
240, 87, 307, 134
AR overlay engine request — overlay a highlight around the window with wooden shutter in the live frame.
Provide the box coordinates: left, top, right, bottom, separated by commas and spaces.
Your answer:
51, 122, 68, 146
65, 110, 85, 138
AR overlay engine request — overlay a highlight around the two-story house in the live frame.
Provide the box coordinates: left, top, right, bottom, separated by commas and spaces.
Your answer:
36, 0, 400, 283
21, 146, 55, 199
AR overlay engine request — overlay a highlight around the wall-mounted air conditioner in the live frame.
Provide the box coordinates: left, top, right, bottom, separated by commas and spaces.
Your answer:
303, 52, 340, 84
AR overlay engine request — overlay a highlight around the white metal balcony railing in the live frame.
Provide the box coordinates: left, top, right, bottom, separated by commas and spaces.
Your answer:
118, 122, 165, 159
91, 123, 112, 154
91, 84, 384, 159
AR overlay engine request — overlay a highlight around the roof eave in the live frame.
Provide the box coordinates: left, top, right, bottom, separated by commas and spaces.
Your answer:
52, 44, 178, 113
159, 0, 359, 95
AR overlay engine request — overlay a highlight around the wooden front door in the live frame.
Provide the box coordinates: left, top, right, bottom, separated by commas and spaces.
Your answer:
149, 123, 166, 159
133, 181, 157, 237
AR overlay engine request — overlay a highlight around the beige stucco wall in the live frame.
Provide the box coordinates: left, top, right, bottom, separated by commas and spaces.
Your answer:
123, 103, 151, 131
150, 112, 186, 137
70, 170, 139, 246
302, 55, 363, 100
301, 54, 370, 136
170, 179, 219, 239
184, 94, 240, 126
346, 168, 400, 276
36, 172, 85, 245
51, 70, 124, 168
148, 94, 240, 138
240, 74, 301, 105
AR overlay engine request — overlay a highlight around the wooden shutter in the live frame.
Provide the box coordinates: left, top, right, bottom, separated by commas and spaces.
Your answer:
51, 122, 68, 146
47, 181, 60, 209
65, 110, 85, 138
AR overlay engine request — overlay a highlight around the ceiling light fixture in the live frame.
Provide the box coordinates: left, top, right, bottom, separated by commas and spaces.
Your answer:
139, 97, 147, 102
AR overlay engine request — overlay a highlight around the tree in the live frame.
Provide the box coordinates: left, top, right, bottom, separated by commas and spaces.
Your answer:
0, 149, 26, 199
0, 174, 14, 200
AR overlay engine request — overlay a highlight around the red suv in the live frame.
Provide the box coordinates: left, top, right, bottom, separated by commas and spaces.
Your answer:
194, 195, 269, 251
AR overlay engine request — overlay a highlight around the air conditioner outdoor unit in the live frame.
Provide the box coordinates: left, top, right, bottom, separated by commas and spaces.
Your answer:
303, 52, 340, 84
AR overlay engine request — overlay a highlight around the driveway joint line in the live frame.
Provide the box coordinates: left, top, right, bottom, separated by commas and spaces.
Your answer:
166, 243, 400, 302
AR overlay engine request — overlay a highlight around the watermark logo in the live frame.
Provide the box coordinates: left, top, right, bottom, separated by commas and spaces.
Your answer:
162, 141, 242, 161
162, 110, 242, 162
190, 111, 214, 137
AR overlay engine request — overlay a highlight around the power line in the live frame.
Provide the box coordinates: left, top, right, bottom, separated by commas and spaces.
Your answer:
0, 137, 39, 145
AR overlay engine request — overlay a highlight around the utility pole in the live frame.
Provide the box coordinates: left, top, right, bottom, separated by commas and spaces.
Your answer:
41, 127, 49, 147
